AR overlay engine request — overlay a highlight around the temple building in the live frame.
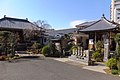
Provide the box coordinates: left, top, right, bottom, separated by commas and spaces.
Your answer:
0, 15, 39, 42
79, 15, 120, 61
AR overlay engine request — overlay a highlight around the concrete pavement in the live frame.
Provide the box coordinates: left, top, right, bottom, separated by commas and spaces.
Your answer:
83, 65, 107, 73
18, 53, 109, 74
52, 57, 108, 74
17, 53, 117, 75
0, 57, 120, 80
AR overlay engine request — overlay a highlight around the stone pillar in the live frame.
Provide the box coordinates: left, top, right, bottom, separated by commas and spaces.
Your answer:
104, 39, 109, 62
88, 39, 94, 65
78, 46, 80, 56
55, 43, 61, 53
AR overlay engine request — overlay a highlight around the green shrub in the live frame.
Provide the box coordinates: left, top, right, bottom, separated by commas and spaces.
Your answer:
117, 59, 120, 72
42, 45, 51, 57
42, 44, 61, 57
95, 57, 103, 62
92, 51, 99, 59
111, 69, 118, 75
92, 51, 103, 62
96, 40, 103, 52
71, 45, 77, 51
0, 56, 8, 61
13, 55, 20, 59
101, 48, 104, 54
106, 58, 117, 69
71, 45, 77, 55
114, 33, 120, 74
49, 43, 60, 57
31, 42, 43, 49
115, 33, 120, 45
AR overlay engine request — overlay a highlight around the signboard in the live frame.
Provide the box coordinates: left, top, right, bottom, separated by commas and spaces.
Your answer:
89, 39, 94, 44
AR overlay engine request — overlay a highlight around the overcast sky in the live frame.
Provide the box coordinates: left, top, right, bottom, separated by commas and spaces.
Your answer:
0, 0, 111, 30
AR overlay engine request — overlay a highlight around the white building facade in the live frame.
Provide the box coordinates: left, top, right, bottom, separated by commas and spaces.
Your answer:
111, 0, 120, 23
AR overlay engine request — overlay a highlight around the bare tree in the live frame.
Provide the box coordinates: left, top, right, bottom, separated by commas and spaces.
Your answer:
23, 29, 34, 41
23, 22, 41, 41
33, 20, 52, 30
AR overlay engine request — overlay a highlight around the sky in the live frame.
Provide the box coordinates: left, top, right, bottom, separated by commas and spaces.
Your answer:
0, 0, 111, 30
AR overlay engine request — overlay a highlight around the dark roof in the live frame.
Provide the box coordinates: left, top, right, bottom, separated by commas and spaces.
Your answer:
46, 28, 78, 36
76, 21, 97, 27
80, 17, 117, 32
0, 17, 39, 30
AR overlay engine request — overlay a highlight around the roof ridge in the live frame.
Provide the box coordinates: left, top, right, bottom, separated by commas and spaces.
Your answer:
76, 20, 98, 28
80, 17, 117, 32
55, 28, 77, 31
86, 16, 115, 27
0, 17, 29, 22
101, 16, 118, 25
0, 16, 39, 30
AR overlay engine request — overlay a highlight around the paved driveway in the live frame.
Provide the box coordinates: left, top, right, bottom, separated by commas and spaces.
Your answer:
0, 57, 119, 80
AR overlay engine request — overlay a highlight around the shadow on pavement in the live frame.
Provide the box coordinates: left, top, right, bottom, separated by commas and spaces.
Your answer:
21, 56, 40, 58
8, 56, 45, 63
20, 56, 45, 60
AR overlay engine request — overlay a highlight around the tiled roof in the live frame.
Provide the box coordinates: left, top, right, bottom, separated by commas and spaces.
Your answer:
46, 28, 78, 36
76, 21, 97, 27
0, 17, 39, 30
80, 17, 117, 32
